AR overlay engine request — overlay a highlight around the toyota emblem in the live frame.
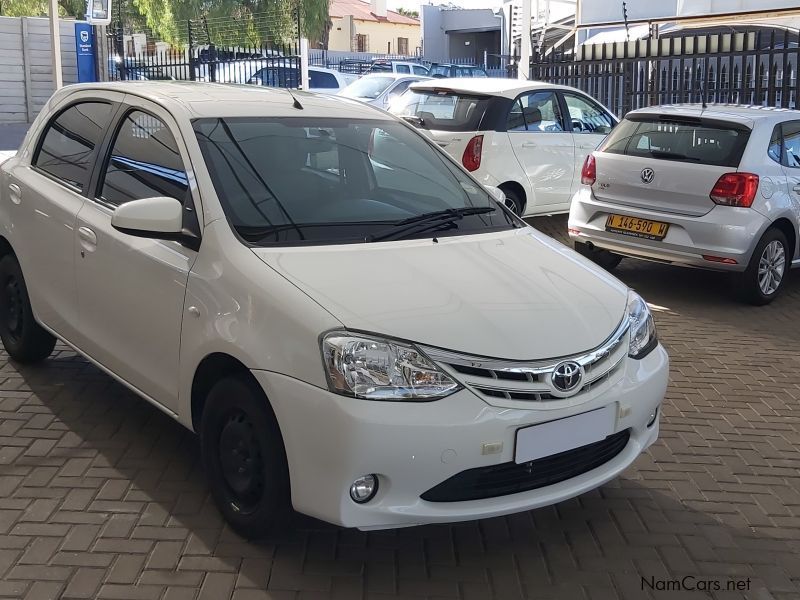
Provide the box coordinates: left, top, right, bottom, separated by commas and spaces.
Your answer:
551, 361, 583, 394
641, 168, 655, 184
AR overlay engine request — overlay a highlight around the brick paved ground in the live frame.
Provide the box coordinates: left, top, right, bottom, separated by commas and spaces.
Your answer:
1, 215, 799, 600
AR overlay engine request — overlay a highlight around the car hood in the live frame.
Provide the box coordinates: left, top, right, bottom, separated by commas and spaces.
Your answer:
251, 227, 629, 360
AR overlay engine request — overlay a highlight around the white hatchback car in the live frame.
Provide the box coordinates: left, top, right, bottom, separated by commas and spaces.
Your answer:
339, 73, 431, 109
0, 82, 667, 535
569, 104, 800, 304
390, 78, 618, 216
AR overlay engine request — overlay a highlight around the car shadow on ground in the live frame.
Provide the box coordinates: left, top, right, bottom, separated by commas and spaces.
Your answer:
12, 352, 791, 598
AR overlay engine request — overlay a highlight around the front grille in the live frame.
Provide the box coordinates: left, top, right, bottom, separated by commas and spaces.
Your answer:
421, 429, 630, 502
421, 318, 630, 405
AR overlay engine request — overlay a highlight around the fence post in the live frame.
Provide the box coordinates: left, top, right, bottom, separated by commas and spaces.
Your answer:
208, 43, 217, 82
188, 20, 196, 81
115, 24, 126, 80
300, 38, 309, 90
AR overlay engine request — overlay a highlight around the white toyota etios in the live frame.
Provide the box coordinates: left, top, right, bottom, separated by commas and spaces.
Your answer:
0, 82, 668, 536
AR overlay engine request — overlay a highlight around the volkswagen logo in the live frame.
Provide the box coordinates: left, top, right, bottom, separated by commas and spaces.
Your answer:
641, 168, 655, 184
551, 361, 583, 394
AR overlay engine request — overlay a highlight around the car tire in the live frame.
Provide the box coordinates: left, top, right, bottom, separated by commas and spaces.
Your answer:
0, 255, 56, 363
737, 228, 789, 306
201, 374, 291, 539
574, 241, 623, 271
500, 187, 524, 216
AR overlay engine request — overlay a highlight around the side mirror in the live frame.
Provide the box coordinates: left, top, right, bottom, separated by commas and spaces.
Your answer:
111, 196, 199, 250
485, 185, 506, 204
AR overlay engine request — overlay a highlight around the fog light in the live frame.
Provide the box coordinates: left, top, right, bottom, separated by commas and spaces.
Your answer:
349, 475, 378, 503
647, 409, 658, 427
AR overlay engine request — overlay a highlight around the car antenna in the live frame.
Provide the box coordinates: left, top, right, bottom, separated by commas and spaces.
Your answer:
285, 88, 303, 110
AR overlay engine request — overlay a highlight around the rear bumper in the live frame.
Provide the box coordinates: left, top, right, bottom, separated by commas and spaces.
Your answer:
568, 187, 769, 271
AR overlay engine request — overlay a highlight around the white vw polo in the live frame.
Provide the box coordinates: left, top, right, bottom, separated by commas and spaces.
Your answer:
0, 82, 668, 535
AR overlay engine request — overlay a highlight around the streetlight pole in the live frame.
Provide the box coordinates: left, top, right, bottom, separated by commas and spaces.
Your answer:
49, 0, 63, 89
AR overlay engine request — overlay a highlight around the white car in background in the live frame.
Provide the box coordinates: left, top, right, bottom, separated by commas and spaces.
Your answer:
391, 78, 618, 216
366, 59, 430, 76
339, 73, 431, 109
0, 82, 667, 535
249, 65, 357, 93
569, 104, 800, 304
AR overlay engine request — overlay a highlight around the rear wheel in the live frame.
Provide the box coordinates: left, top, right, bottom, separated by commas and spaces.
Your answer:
574, 241, 623, 271
0, 255, 56, 363
736, 228, 789, 305
499, 187, 524, 216
201, 374, 291, 538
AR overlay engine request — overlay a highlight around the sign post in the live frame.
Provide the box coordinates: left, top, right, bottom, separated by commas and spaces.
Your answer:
75, 23, 97, 83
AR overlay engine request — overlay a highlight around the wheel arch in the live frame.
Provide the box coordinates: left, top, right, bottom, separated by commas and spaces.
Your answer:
190, 352, 259, 433
770, 217, 797, 260
0, 236, 16, 259
498, 181, 527, 214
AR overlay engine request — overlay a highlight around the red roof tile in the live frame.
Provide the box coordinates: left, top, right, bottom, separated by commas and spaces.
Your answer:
330, 0, 420, 25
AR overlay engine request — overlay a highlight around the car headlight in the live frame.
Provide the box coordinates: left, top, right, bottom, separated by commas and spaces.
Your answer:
321, 332, 460, 400
627, 291, 658, 359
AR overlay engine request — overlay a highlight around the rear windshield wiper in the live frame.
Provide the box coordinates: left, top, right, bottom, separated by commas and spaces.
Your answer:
648, 150, 701, 162
401, 115, 426, 128
367, 206, 497, 242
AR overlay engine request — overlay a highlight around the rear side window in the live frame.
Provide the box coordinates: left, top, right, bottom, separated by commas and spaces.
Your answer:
599, 117, 750, 167
99, 111, 188, 206
507, 91, 564, 133
781, 121, 800, 168
412, 65, 429, 75
392, 91, 490, 131
395, 64, 411, 74
34, 102, 113, 191
309, 70, 338, 89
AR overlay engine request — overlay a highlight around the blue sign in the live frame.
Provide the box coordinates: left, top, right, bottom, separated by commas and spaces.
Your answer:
75, 23, 96, 83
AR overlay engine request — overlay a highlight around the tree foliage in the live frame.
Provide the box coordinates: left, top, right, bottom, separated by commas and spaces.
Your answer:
0, 0, 87, 18
396, 7, 418, 19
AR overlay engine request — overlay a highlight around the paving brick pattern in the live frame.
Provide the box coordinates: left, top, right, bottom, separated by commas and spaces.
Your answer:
1, 215, 799, 600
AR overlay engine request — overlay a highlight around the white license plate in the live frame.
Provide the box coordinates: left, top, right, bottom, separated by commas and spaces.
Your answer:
514, 405, 617, 464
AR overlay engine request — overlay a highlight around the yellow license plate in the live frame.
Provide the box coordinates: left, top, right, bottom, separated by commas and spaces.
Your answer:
605, 214, 669, 241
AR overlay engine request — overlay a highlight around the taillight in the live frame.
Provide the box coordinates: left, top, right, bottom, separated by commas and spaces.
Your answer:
462, 135, 483, 172
581, 154, 596, 185
710, 173, 759, 208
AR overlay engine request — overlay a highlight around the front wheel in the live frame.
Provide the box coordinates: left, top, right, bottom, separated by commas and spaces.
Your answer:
574, 241, 623, 271
201, 375, 291, 538
0, 255, 56, 363
736, 228, 789, 305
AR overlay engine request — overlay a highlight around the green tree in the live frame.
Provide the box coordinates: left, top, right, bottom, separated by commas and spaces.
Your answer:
0, 0, 87, 18
396, 7, 418, 19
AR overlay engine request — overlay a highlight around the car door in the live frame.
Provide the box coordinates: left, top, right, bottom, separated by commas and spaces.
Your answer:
74, 102, 201, 411
561, 91, 617, 197
506, 89, 574, 211
6, 97, 118, 341
780, 120, 800, 210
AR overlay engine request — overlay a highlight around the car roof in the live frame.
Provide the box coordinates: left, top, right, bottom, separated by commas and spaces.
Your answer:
57, 81, 392, 120
359, 73, 429, 80
629, 103, 800, 127
408, 78, 566, 98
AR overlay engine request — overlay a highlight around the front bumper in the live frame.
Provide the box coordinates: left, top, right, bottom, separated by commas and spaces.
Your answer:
568, 187, 769, 271
252, 343, 668, 530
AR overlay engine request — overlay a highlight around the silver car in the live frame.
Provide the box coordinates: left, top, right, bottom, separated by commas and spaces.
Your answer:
569, 104, 800, 304
338, 73, 431, 109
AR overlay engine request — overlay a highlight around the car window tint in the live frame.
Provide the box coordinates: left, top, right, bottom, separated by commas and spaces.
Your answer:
100, 111, 188, 206
310, 70, 338, 89
412, 65, 428, 75
768, 125, 783, 164
563, 93, 615, 134
781, 121, 800, 168
392, 91, 490, 132
396, 64, 410, 74
34, 102, 113, 191
515, 91, 563, 132
389, 80, 413, 97
506, 99, 527, 131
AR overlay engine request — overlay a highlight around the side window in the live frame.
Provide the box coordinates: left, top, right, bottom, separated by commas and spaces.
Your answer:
388, 80, 413, 99
508, 91, 564, 133
563, 93, 615, 134
395, 64, 410, 74
768, 125, 783, 164
100, 111, 188, 206
309, 70, 338, 89
781, 121, 800, 168
34, 102, 113, 191
412, 65, 428, 75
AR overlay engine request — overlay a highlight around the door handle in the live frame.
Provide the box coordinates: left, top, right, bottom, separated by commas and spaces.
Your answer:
78, 226, 97, 255
8, 183, 21, 205
521, 142, 537, 148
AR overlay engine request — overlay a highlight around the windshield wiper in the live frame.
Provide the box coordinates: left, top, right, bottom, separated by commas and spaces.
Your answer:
367, 206, 497, 242
648, 150, 701, 162
401, 115, 425, 128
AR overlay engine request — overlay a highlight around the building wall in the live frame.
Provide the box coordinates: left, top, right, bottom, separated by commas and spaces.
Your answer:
328, 17, 420, 54
0, 16, 83, 123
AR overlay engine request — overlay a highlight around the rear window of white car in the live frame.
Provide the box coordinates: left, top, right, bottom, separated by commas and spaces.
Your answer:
391, 90, 490, 131
599, 116, 751, 167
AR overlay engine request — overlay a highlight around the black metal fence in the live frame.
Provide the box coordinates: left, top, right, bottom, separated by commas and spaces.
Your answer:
530, 30, 800, 117
106, 14, 301, 87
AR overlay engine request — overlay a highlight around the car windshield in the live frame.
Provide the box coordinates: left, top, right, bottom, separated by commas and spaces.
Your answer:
391, 90, 490, 131
340, 77, 396, 99
193, 117, 516, 246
